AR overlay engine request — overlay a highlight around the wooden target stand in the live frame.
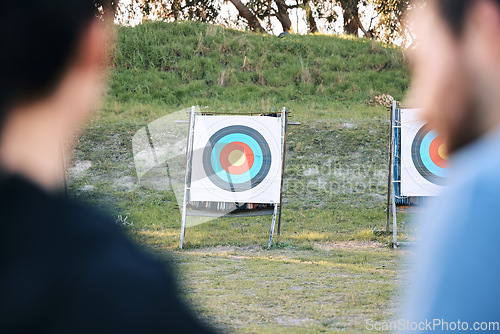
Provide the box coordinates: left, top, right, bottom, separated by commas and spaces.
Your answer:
179, 107, 289, 249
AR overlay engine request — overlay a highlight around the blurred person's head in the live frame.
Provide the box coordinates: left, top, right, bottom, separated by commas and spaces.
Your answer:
0, 1, 111, 189
409, 0, 500, 154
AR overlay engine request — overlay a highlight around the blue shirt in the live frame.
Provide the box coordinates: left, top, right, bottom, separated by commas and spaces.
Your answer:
403, 128, 500, 333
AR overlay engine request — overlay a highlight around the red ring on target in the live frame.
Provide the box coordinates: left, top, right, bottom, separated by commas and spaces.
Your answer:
219, 141, 254, 175
429, 136, 447, 169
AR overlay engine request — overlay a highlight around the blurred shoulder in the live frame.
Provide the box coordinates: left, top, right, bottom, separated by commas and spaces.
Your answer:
0, 174, 214, 333
0, 173, 168, 276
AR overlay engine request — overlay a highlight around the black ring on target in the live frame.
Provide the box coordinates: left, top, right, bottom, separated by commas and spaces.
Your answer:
202, 125, 272, 192
411, 125, 447, 186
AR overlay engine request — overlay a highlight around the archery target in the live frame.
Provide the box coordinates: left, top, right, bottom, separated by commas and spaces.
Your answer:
401, 109, 448, 196
190, 116, 282, 203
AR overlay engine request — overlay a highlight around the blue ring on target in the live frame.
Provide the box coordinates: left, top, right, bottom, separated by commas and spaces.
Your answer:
411, 125, 448, 185
210, 133, 263, 183
419, 130, 447, 178
203, 125, 272, 192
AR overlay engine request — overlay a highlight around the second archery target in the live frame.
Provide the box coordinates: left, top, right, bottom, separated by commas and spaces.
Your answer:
401, 109, 448, 197
190, 116, 283, 203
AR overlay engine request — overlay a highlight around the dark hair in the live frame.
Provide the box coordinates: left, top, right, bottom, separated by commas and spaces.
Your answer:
435, 0, 500, 34
0, 0, 98, 119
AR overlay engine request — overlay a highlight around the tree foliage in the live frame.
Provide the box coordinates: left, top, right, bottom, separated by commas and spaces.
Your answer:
116, 0, 220, 23
371, 0, 412, 44
112, 0, 413, 46
95, 0, 120, 19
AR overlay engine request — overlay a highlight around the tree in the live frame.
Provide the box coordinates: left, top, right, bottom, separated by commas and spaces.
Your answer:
337, 0, 372, 38
117, 0, 220, 23
95, 0, 119, 20
274, 0, 293, 33
228, 0, 266, 32
227, 0, 295, 34
371, 0, 412, 45
303, 1, 318, 33
114, 0, 412, 46
338, 0, 359, 35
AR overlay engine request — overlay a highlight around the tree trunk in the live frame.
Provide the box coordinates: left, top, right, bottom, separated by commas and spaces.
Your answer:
97, 0, 119, 20
338, 0, 372, 38
304, 1, 318, 33
274, 0, 293, 33
228, 0, 266, 33
338, 0, 359, 35
172, 0, 182, 20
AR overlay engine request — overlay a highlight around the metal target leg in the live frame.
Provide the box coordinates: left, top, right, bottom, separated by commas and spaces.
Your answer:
268, 203, 279, 248
391, 101, 398, 248
386, 102, 395, 234
392, 181, 398, 248
276, 108, 288, 237
180, 207, 187, 249
180, 106, 196, 249
277, 204, 282, 236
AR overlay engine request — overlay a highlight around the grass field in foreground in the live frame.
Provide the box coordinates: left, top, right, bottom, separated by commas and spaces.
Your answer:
164, 245, 409, 333
69, 21, 415, 332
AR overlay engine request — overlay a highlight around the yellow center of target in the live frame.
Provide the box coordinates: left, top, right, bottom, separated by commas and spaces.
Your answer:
228, 150, 246, 167
438, 144, 448, 160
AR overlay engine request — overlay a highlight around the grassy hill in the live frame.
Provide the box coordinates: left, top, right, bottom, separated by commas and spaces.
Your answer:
69, 21, 412, 333
100, 21, 409, 123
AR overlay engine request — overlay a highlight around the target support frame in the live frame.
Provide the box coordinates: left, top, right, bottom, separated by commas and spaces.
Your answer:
387, 101, 400, 248
179, 107, 289, 249
268, 108, 288, 249
388, 101, 415, 248
388, 102, 440, 248
180, 106, 197, 249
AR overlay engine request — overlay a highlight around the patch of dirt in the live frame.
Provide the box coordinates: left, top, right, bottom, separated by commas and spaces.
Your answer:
114, 175, 139, 191
188, 245, 262, 254
81, 185, 94, 192
68, 160, 92, 178
312, 241, 385, 251
275, 316, 312, 327
183, 242, 387, 256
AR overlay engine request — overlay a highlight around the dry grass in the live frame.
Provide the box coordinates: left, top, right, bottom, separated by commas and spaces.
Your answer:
164, 245, 407, 333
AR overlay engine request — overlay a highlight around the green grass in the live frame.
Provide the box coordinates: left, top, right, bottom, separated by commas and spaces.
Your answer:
71, 119, 403, 249
167, 246, 407, 333
96, 21, 409, 125
69, 21, 414, 333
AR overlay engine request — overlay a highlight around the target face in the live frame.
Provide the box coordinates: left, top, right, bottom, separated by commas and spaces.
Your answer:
190, 116, 282, 203
411, 125, 448, 185
203, 125, 271, 192
401, 109, 448, 196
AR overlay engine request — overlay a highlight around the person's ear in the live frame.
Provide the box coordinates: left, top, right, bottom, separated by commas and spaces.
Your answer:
75, 20, 113, 73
